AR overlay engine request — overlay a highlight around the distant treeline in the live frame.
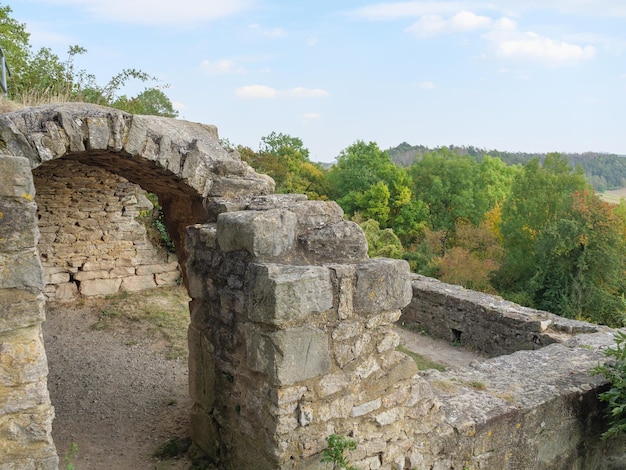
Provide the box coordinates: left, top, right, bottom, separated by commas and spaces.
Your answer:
387, 143, 626, 191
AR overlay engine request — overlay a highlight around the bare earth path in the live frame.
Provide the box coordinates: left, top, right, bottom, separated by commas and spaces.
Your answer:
42, 288, 482, 469
43, 298, 194, 470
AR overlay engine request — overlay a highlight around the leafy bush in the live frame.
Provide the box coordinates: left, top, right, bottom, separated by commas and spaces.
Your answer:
592, 330, 626, 439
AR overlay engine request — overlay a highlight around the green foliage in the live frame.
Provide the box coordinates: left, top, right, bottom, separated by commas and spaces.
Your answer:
0, 4, 177, 116
321, 434, 359, 470
359, 219, 403, 259
409, 148, 489, 235
238, 132, 328, 198
528, 190, 626, 326
592, 331, 626, 439
496, 154, 589, 293
139, 193, 176, 253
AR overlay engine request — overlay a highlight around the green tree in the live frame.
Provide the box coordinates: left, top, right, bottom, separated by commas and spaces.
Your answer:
327, 141, 417, 233
409, 148, 489, 237
528, 190, 626, 326
496, 153, 588, 294
242, 132, 328, 198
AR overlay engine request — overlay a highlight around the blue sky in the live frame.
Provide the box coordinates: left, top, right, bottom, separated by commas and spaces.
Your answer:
8, 0, 626, 162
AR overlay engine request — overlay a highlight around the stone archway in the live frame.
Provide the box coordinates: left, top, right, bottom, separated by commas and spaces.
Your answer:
0, 103, 274, 468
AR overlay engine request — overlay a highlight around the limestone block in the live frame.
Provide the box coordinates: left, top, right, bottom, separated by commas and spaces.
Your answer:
248, 197, 344, 231
109, 266, 136, 277
53, 282, 79, 301
300, 220, 368, 262
189, 404, 220, 461
0, 156, 35, 197
0, 249, 44, 292
354, 259, 412, 315
0, 404, 56, 467
156, 270, 181, 286
120, 275, 156, 292
0, 290, 45, 334
79, 278, 121, 296
188, 325, 215, 408
73, 270, 111, 281
0, 198, 38, 252
85, 116, 110, 150
0, 324, 48, 388
247, 263, 333, 326
316, 372, 350, 397
217, 209, 296, 258
352, 398, 381, 417
136, 262, 178, 275
45, 271, 69, 284
245, 325, 330, 385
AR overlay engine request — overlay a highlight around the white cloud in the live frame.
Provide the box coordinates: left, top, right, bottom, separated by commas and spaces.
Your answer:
236, 85, 278, 98
302, 112, 321, 124
307, 36, 320, 47
236, 85, 329, 99
406, 10, 492, 36
249, 24, 287, 38
285, 87, 329, 98
37, 0, 251, 25
200, 59, 244, 76
350, 1, 478, 20
486, 30, 596, 66
172, 101, 188, 111
416, 81, 436, 89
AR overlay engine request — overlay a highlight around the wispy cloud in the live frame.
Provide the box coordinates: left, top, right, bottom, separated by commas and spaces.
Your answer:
349, 1, 477, 21
415, 81, 437, 89
35, 0, 251, 25
484, 27, 596, 66
236, 85, 329, 99
302, 112, 321, 124
406, 11, 492, 36
200, 59, 245, 76
249, 24, 288, 38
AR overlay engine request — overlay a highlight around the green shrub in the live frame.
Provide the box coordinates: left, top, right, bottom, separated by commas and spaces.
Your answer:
592, 330, 626, 439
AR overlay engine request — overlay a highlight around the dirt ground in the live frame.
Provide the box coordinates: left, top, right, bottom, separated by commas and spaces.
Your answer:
42, 288, 482, 469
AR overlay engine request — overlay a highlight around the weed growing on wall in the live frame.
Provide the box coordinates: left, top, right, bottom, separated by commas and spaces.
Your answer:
321, 434, 359, 470
592, 330, 626, 439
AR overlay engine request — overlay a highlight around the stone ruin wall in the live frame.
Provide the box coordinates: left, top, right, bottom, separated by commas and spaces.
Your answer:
1, 103, 626, 470
34, 159, 179, 300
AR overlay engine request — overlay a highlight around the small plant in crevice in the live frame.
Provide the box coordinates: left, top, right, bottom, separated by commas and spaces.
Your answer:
592, 330, 626, 439
139, 192, 176, 254
64, 442, 78, 470
321, 433, 359, 470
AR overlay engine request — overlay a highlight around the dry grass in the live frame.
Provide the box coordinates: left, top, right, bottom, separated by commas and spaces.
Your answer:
396, 344, 447, 371
91, 285, 190, 360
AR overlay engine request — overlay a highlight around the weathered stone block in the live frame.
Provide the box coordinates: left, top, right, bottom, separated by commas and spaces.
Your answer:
188, 325, 215, 409
79, 278, 121, 296
0, 324, 49, 387
0, 249, 44, 292
189, 404, 219, 461
217, 209, 296, 258
0, 289, 45, 333
0, 156, 35, 198
300, 220, 368, 262
354, 259, 412, 315
156, 270, 181, 286
245, 326, 330, 385
120, 275, 156, 291
247, 263, 333, 326
0, 198, 38, 252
